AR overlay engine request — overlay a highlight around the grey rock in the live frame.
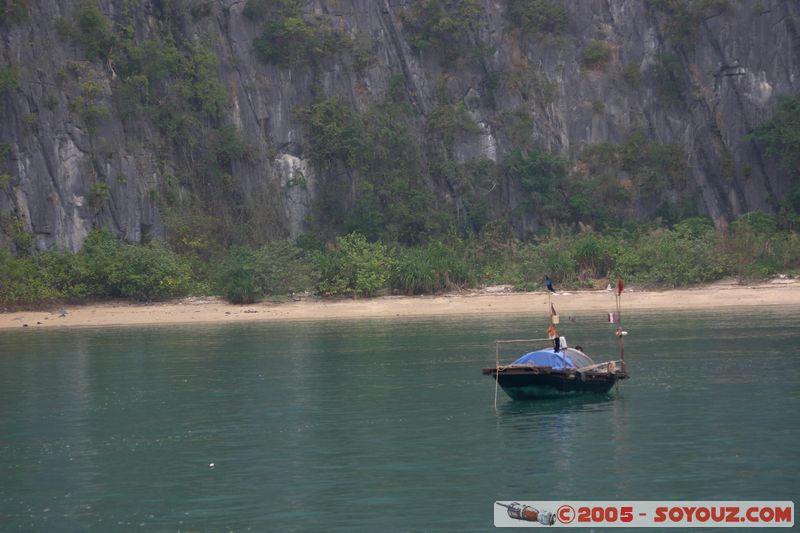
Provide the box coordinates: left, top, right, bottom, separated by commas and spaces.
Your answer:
0, 0, 796, 250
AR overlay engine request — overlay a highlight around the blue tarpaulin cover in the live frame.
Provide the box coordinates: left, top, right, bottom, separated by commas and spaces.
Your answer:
511, 348, 583, 370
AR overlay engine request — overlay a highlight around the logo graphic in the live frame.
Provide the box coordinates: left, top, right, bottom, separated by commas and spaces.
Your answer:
556, 505, 575, 524
496, 502, 556, 525
494, 501, 794, 528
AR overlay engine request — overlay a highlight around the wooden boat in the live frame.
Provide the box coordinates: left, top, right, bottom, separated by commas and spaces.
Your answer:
485, 279, 630, 402
482, 344, 628, 400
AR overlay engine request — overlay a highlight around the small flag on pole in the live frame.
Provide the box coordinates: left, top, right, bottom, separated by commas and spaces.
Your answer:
617, 279, 624, 295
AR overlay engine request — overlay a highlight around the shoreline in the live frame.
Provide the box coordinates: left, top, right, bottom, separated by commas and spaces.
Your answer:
1, 278, 798, 331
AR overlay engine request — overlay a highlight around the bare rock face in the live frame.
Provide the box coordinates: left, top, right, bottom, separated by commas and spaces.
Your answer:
0, 0, 797, 250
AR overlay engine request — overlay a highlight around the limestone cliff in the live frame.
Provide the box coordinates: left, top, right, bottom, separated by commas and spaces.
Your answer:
0, 0, 797, 251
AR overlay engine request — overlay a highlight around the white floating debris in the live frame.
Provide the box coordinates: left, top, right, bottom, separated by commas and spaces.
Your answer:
209, 463, 215, 468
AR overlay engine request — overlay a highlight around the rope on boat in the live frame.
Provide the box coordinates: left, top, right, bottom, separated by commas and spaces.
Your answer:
494, 341, 499, 410
494, 338, 552, 410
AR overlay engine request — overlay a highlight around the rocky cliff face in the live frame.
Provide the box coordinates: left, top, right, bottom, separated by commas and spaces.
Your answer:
0, 0, 797, 251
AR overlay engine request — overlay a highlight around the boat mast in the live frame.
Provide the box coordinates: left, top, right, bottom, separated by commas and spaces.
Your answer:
547, 291, 566, 368
615, 279, 624, 362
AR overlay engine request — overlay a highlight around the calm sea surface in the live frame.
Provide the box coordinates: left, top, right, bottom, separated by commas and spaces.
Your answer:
1, 308, 798, 532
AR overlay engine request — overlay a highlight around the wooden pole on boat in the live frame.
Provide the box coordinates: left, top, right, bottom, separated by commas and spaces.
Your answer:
494, 341, 500, 411
616, 279, 625, 362
547, 291, 566, 367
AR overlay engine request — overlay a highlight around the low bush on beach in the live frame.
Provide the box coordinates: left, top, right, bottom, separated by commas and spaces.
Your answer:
1, 215, 798, 307
723, 213, 800, 278
314, 233, 393, 297
391, 241, 475, 294
0, 251, 60, 305
612, 228, 731, 286
215, 242, 312, 304
0, 231, 191, 306
80, 231, 192, 301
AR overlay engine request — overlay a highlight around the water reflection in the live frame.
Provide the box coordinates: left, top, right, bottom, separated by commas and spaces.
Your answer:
1, 310, 798, 531
495, 392, 618, 418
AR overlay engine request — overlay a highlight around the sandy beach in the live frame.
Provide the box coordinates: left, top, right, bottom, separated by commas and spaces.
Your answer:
1, 278, 798, 330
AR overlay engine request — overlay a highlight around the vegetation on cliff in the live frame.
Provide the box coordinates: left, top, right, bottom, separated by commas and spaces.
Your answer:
749, 94, 800, 229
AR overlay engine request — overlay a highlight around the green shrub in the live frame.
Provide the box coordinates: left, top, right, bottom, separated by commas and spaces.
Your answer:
350, 35, 376, 70
243, 0, 298, 21
0, 249, 92, 306
344, 102, 441, 245
581, 40, 613, 71
112, 245, 191, 300
572, 234, 617, 279
723, 218, 800, 278
749, 94, 800, 173
513, 239, 575, 288
253, 14, 345, 66
499, 110, 535, 146
505, 0, 567, 37
297, 96, 367, 169
109, 27, 243, 240
0, 0, 28, 25
673, 216, 714, 238
315, 233, 393, 296
34, 250, 93, 300
0, 251, 59, 305
730, 212, 777, 235
650, 53, 684, 104
190, 1, 212, 21
724, 212, 780, 277
80, 230, 191, 301
400, 0, 483, 61
391, 241, 475, 294
502, 147, 568, 222
768, 232, 800, 274
426, 102, 480, 145
647, 0, 730, 50
300, 95, 446, 245
621, 61, 641, 86
215, 242, 312, 304
67, 0, 114, 61
583, 134, 689, 199
612, 229, 730, 286
89, 182, 111, 206
615, 131, 688, 195
216, 248, 263, 304
0, 142, 11, 160
0, 64, 18, 112
778, 183, 800, 230
0, 214, 34, 256
0, 65, 18, 95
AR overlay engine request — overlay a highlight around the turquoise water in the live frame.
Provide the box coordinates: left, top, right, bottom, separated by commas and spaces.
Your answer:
1, 309, 798, 531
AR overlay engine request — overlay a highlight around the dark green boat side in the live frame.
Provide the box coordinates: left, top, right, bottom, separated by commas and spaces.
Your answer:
482, 363, 629, 400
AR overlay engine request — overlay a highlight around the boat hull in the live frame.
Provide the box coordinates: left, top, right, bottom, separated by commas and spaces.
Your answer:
483, 366, 627, 400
